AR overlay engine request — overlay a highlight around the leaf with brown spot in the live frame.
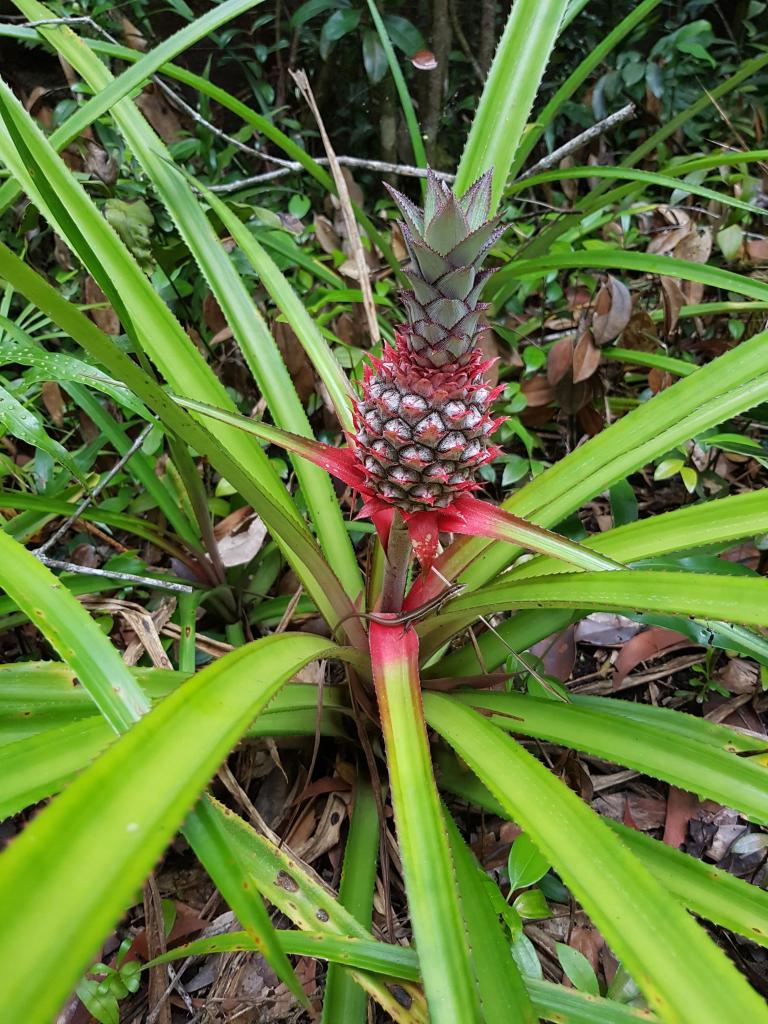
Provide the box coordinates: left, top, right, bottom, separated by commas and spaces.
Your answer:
572, 329, 601, 383
546, 336, 574, 386
592, 276, 631, 345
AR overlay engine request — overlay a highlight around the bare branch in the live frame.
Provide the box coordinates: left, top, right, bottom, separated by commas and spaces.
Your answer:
518, 102, 636, 180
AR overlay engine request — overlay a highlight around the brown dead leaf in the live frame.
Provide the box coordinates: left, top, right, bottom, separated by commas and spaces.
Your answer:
648, 367, 674, 393
570, 926, 604, 975
660, 275, 686, 336
136, 85, 182, 142
592, 276, 632, 345
390, 221, 407, 261
202, 291, 227, 334
663, 787, 700, 849
120, 15, 148, 51
521, 374, 556, 408
746, 238, 768, 262
215, 508, 267, 568
84, 276, 120, 335
612, 627, 688, 689
313, 213, 341, 254
554, 371, 594, 414
546, 336, 574, 386
621, 309, 657, 351
41, 382, 65, 427
647, 207, 692, 255
273, 319, 316, 403
84, 143, 117, 186
717, 657, 759, 695
675, 225, 713, 264
531, 625, 576, 682
572, 328, 601, 382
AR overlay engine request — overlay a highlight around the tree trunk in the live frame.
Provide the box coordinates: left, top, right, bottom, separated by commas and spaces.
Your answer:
478, 0, 497, 80
422, 0, 452, 165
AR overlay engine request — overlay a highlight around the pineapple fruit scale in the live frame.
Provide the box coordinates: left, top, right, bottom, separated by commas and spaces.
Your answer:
354, 169, 505, 512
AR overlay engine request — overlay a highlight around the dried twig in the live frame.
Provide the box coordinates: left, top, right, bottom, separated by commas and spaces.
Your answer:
208, 156, 453, 193
517, 102, 636, 180
290, 68, 380, 343
36, 556, 194, 593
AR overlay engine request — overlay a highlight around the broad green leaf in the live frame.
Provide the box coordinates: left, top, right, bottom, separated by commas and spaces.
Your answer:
448, 691, 768, 825
0, 633, 344, 1023
508, 489, 768, 581
369, 621, 481, 1023
557, 943, 600, 996
454, 0, 571, 211
422, 570, 768, 661
424, 694, 768, 1024
507, 832, 550, 890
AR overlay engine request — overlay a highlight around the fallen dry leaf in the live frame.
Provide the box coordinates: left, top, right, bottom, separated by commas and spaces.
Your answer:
84, 276, 120, 335
592, 276, 632, 345
572, 328, 602, 382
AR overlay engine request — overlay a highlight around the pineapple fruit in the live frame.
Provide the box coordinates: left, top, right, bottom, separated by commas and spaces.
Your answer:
354, 169, 504, 512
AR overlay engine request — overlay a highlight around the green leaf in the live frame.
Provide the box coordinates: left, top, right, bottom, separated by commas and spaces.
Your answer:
489, 250, 768, 311
320, 8, 362, 59
322, 778, 380, 1024
184, 796, 428, 1022
514, 888, 551, 920
362, 29, 387, 83
0, 530, 148, 732
508, 0, 664, 177
507, 832, 550, 890
0, 380, 87, 487
424, 694, 768, 1024
507, 165, 767, 218
454, 0, 571, 211
447, 690, 768, 825
369, 622, 481, 1022
557, 943, 600, 996
0, 632, 344, 1022
443, 809, 536, 1022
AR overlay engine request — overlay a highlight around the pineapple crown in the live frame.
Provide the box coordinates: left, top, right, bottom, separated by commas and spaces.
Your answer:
384, 169, 502, 369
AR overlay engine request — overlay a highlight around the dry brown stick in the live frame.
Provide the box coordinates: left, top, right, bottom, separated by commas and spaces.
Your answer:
290, 68, 380, 344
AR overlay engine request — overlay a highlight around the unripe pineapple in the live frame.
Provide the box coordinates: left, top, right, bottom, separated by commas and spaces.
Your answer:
353, 170, 503, 513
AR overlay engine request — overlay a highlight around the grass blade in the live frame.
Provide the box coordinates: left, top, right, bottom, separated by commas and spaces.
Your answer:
424, 694, 768, 1024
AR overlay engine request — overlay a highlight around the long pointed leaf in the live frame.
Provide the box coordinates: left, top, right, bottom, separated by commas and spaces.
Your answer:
369, 621, 481, 1023
424, 694, 768, 1024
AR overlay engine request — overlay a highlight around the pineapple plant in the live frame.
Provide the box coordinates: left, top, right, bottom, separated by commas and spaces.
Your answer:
354, 170, 505, 514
